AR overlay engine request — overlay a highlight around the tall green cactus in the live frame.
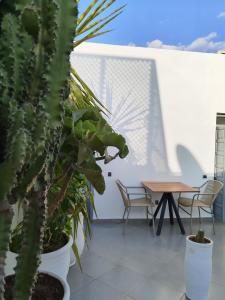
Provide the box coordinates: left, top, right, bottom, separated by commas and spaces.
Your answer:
0, 0, 127, 298
0, 0, 77, 298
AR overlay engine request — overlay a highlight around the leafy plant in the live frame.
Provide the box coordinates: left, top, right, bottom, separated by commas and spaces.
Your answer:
10, 172, 94, 268
48, 105, 128, 217
47, 173, 95, 268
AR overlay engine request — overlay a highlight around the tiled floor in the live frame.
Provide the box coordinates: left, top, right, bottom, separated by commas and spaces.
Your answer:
68, 219, 225, 300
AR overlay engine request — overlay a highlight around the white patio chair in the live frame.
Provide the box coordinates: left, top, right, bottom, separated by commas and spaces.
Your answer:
178, 180, 223, 234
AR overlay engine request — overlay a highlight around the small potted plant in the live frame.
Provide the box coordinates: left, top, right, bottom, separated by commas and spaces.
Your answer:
185, 230, 213, 300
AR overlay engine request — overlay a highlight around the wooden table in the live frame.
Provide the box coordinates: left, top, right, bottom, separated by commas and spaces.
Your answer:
142, 182, 199, 236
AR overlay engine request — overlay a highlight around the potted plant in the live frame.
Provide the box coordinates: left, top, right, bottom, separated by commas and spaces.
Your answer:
5, 173, 93, 280
0, 0, 77, 298
0, 0, 128, 298
185, 230, 213, 300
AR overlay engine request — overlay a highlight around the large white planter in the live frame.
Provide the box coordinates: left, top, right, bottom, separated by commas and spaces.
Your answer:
185, 235, 213, 300
5, 236, 73, 280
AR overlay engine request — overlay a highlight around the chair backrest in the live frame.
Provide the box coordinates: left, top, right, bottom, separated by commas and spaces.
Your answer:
116, 180, 130, 208
200, 180, 224, 206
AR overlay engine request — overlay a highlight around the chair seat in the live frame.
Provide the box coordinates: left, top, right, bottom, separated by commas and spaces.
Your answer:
129, 198, 154, 207
178, 197, 209, 207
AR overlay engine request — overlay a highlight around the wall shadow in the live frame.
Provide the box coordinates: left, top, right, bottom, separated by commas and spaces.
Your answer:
71, 52, 217, 219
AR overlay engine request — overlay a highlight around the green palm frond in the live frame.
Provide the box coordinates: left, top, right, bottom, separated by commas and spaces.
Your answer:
70, 67, 110, 114
74, 0, 125, 46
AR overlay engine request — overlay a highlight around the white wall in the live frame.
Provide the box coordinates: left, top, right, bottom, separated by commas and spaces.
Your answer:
71, 43, 225, 219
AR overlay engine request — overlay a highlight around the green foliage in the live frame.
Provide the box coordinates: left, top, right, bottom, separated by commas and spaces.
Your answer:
11, 172, 94, 269
74, 0, 126, 47
57, 105, 128, 196
47, 173, 94, 246
0, 0, 77, 298
0, 0, 128, 298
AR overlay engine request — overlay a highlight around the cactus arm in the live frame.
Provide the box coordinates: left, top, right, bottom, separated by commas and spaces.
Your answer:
0, 13, 32, 101
0, 203, 13, 298
8, 1, 77, 298
0, 106, 29, 297
46, 0, 76, 128
13, 175, 48, 300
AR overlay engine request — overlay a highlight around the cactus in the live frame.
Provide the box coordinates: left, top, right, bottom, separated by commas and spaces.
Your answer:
0, 0, 127, 298
193, 230, 206, 244
0, 0, 76, 298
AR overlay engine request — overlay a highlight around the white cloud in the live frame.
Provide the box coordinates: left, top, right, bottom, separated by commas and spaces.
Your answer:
217, 12, 225, 18
128, 42, 136, 47
147, 32, 225, 53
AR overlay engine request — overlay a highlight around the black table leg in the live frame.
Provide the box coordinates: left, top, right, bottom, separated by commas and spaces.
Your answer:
169, 193, 185, 235
149, 193, 165, 226
156, 196, 167, 236
167, 194, 174, 225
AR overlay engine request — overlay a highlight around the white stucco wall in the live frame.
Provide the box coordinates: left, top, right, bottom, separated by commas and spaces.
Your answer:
71, 42, 225, 219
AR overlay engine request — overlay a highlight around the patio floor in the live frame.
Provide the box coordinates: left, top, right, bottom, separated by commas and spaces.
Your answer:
68, 219, 225, 300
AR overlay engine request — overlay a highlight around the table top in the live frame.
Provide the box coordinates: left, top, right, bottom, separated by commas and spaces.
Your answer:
142, 181, 199, 193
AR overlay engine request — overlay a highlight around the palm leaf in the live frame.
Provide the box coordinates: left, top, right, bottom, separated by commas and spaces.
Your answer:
77, 0, 99, 25
74, 0, 125, 46
70, 67, 110, 114
76, 6, 123, 35
74, 29, 112, 47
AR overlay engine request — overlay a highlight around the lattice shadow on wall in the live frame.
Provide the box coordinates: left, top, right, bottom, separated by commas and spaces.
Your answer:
72, 53, 205, 182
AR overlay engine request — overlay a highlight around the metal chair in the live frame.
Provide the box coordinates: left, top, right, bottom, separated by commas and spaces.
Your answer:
116, 179, 155, 235
178, 180, 224, 234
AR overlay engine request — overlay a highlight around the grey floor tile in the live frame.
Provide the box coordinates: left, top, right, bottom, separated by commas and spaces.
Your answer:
209, 283, 225, 300
72, 279, 135, 300
117, 252, 168, 278
130, 278, 184, 300
149, 254, 185, 293
99, 264, 150, 295
68, 265, 94, 293
68, 220, 225, 300
79, 251, 118, 279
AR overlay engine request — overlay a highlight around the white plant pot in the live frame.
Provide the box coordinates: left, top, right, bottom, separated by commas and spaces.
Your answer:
185, 235, 213, 300
5, 236, 73, 281
69, 214, 85, 267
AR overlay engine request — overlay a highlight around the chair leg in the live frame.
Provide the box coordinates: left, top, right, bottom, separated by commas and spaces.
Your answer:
211, 208, 215, 235
190, 207, 193, 234
126, 208, 130, 224
146, 207, 149, 220
122, 208, 127, 222
198, 206, 201, 226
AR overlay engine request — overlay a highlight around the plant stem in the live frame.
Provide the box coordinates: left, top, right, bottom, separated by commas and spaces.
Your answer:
48, 168, 74, 217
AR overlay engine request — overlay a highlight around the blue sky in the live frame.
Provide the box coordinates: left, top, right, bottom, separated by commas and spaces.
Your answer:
79, 0, 225, 52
